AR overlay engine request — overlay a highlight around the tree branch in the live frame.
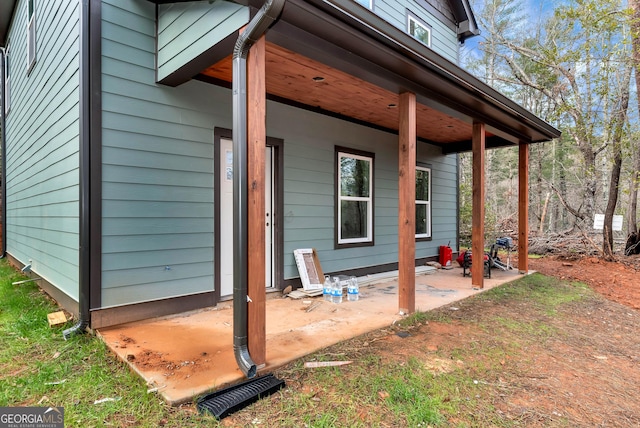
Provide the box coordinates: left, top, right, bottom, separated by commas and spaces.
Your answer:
548, 181, 585, 221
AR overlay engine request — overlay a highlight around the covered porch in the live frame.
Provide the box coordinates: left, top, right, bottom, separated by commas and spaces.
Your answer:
142, 0, 560, 391
184, 0, 559, 372
98, 265, 526, 405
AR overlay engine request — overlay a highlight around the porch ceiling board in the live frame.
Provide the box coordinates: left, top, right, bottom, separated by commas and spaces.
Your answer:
202, 45, 476, 145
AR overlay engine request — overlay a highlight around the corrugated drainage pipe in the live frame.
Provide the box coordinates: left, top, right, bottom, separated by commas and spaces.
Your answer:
232, 0, 285, 378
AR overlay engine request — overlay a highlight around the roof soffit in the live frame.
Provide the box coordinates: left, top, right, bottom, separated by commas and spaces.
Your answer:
447, 0, 479, 40
270, 0, 558, 143
154, 0, 557, 144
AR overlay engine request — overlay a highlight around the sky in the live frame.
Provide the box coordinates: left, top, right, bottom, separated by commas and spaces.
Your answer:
463, 0, 562, 59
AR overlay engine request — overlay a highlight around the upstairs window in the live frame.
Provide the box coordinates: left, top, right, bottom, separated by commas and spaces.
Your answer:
3, 44, 9, 115
408, 14, 431, 47
354, 0, 373, 9
415, 166, 431, 239
27, 0, 36, 73
336, 148, 374, 246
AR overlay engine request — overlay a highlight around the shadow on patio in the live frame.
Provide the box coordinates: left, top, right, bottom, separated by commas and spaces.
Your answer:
97, 265, 526, 405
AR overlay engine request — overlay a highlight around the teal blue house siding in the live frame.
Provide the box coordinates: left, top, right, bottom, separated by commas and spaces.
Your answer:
154, 0, 458, 80
101, 0, 233, 306
157, 1, 249, 83
0, 0, 555, 328
416, 143, 458, 259
373, 0, 459, 63
4, 0, 80, 300
267, 103, 458, 280
101, 0, 460, 306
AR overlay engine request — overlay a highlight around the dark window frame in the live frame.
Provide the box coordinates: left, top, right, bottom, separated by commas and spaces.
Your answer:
334, 146, 375, 249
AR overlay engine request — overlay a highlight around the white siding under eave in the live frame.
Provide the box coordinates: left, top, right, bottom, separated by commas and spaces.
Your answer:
4, 0, 80, 300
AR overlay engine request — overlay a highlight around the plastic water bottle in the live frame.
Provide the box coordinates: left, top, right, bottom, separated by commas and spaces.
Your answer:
323, 276, 332, 302
347, 276, 359, 301
331, 276, 342, 304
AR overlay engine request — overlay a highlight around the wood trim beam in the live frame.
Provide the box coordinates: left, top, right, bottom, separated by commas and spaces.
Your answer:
471, 122, 485, 288
91, 292, 215, 329
440, 136, 516, 154
518, 143, 529, 273
398, 92, 416, 314
247, 35, 266, 366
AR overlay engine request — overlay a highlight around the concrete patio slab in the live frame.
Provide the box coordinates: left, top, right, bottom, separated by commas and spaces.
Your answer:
97, 266, 526, 405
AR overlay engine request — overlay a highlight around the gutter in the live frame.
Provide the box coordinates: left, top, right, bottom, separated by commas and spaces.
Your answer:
232, 0, 285, 378
0, 47, 6, 259
63, 0, 91, 339
318, 0, 556, 139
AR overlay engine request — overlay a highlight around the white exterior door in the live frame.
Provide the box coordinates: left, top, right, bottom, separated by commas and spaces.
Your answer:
265, 146, 275, 290
219, 138, 275, 298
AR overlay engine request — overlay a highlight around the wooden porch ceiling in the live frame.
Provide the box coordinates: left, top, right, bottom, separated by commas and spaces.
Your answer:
202, 43, 483, 145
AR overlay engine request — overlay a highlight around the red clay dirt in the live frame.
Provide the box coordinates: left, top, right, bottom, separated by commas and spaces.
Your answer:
528, 254, 640, 309
99, 254, 640, 426
222, 254, 640, 426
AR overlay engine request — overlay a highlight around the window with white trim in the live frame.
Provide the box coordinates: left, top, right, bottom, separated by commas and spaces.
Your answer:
3, 44, 9, 115
415, 166, 431, 238
337, 149, 374, 245
354, 0, 372, 9
27, 0, 36, 73
408, 14, 431, 47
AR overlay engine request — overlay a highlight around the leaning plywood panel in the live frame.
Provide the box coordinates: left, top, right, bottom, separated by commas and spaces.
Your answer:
293, 249, 325, 291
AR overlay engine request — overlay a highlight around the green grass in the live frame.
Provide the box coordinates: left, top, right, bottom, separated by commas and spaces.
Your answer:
299, 272, 591, 426
478, 273, 590, 311
0, 260, 218, 427
0, 260, 593, 427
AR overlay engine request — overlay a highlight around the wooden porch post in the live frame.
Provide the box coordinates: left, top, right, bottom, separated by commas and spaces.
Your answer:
471, 122, 485, 288
247, 35, 266, 366
518, 143, 529, 274
398, 92, 416, 314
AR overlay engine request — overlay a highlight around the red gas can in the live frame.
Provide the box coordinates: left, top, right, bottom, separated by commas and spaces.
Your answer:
439, 245, 452, 267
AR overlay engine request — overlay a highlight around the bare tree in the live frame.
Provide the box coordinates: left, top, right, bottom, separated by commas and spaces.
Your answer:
629, 0, 640, 236
481, 0, 630, 227
603, 64, 632, 259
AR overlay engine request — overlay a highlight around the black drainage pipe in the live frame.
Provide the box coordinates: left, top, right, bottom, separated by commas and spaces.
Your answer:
232, 0, 285, 378
63, 0, 91, 339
